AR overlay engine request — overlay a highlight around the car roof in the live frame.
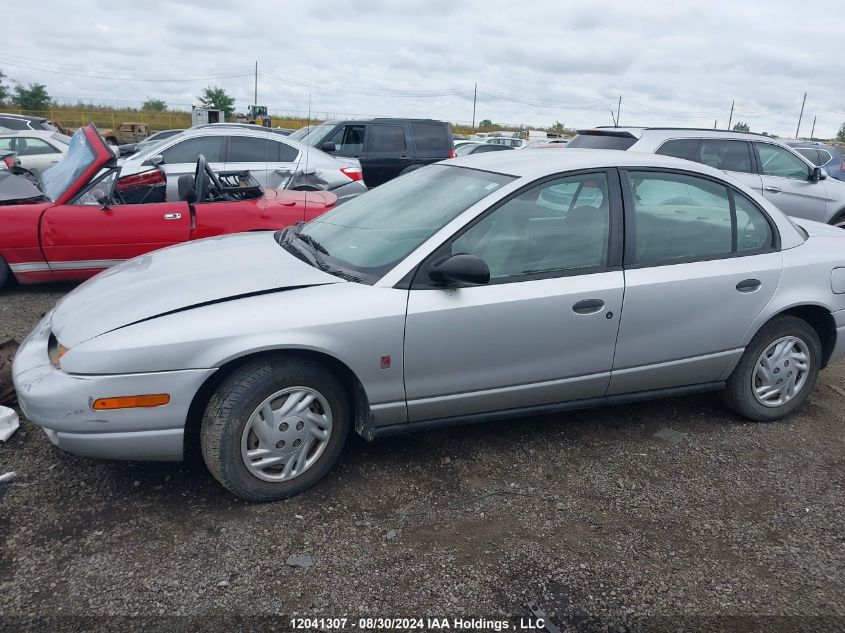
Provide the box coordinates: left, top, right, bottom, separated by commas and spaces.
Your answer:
0, 113, 47, 123
447, 147, 746, 180
580, 126, 779, 142
0, 130, 59, 139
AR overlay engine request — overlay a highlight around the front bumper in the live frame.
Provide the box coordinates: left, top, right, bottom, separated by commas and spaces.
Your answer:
12, 313, 216, 461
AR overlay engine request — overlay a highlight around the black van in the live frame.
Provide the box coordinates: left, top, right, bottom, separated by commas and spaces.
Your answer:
298, 118, 454, 187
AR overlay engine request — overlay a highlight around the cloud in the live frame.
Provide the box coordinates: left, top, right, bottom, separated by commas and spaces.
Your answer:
1, 0, 843, 136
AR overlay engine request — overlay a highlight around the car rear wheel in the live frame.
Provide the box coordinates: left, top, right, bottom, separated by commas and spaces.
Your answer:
0, 256, 9, 289
721, 315, 821, 421
200, 356, 351, 501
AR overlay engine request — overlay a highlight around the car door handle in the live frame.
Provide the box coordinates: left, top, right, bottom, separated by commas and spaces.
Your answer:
163, 213, 182, 220
764, 186, 781, 193
736, 278, 761, 293
572, 299, 605, 314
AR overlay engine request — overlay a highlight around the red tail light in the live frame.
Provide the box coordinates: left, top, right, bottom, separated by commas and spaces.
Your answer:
116, 169, 166, 191
2, 157, 14, 169
340, 167, 363, 182
449, 148, 456, 158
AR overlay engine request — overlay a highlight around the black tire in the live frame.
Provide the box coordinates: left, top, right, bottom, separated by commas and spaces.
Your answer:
200, 356, 351, 502
721, 315, 821, 421
0, 255, 9, 289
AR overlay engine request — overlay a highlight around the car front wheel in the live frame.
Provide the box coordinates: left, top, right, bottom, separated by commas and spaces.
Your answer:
201, 356, 351, 501
721, 315, 821, 421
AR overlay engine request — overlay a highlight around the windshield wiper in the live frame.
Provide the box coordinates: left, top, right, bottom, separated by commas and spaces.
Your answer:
295, 231, 329, 256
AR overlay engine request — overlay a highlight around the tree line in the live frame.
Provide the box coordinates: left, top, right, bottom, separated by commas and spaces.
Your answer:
0, 68, 236, 117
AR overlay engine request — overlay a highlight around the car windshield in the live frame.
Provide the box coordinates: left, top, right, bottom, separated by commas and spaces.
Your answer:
297, 123, 336, 147
298, 165, 515, 279
41, 128, 96, 202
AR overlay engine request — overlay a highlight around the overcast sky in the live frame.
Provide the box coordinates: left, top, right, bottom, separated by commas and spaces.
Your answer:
3, 0, 844, 137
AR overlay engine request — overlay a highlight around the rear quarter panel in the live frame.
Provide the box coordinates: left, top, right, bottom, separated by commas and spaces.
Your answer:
739, 236, 845, 347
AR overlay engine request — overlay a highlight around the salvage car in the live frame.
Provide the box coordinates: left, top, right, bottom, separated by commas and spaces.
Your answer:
0, 130, 70, 177
13, 150, 845, 502
0, 124, 336, 288
118, 126, 366, 203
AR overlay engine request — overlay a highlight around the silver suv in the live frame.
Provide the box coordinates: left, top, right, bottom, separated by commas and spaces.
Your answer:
569, 127, 845, 226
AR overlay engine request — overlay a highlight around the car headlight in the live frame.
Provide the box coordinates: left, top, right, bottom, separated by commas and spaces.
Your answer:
47, 333, 69, 369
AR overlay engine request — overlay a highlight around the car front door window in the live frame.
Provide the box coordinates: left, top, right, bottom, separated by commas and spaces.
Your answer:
755, 144, 810, 180
449, 173, 610, 280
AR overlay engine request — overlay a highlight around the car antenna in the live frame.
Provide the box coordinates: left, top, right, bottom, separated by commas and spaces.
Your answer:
304, 93, 311, 208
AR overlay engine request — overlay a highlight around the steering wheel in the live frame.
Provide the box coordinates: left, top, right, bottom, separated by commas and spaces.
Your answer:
194, 155, 208, 203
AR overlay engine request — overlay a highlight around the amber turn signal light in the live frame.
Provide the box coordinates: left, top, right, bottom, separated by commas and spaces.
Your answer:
91, 394, 171, 410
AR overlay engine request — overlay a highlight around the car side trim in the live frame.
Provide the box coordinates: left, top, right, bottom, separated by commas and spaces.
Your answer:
370, 382, 725, 439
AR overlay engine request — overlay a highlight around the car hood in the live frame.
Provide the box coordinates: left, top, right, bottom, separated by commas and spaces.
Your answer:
51, 232, 345, 347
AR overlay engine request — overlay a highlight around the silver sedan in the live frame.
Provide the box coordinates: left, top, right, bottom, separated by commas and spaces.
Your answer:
14, 149, 845, 501
118, 125, 367, 204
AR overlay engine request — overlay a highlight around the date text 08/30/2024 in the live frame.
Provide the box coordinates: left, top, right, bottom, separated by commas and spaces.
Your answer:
288, 616, 547, 630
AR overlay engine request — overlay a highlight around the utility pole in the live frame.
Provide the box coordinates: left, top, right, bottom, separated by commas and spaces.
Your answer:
472, 82, 477, 130
610, 110, 617, 126
810, 115, 816, 140
616, 95, 622, 127
254, 61, 258, 106
795, 91, 807, 139
714, 120, 717, 129
727, 100, 734, 130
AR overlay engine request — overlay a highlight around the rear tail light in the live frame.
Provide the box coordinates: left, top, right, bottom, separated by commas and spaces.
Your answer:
2, 157, 14, 169
449, 148, 456, 158
340, 167, 363, 182
116, 169, 166, 191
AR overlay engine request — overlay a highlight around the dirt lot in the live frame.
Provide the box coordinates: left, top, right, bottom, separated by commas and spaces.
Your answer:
1, 282, 843, 633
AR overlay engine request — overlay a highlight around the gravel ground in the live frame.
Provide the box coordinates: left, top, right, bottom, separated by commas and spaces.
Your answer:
1, 282, 844, 633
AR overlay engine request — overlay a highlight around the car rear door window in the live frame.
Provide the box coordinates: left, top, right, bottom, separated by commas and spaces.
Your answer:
275, 140, 298, 162
695, 140, 753, 173
567, 133, 637, 150
796, 148, 822, 165
161, 136, 225, 163
450, 173, 611, 280
655, 138, 701, 162
10, 137, 59, 156
816, 150, 833, 166
627, 171, 733, 264
229, 136, 276, 162
367, 125, 407, 152
734, 192, 772, 252
754, 143, 809, 180
411, 123, 449, 151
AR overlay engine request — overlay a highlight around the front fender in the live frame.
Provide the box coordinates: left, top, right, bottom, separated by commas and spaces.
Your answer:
60, 283, 410, 414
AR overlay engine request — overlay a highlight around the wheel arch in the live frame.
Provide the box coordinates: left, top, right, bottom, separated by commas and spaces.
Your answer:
183, 348, 373, 458
828, 207, 845, 227
753, 304, 836, 368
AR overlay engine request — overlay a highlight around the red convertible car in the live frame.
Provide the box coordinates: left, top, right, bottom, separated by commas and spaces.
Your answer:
0, 124, 336, 288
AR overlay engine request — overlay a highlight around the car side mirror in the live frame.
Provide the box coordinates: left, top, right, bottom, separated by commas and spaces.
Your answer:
429, 253, 490, 286
96, 193, 111, 210
810, 166, 827, 182
143, 154, 164, 167
321, 142, 337, 153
